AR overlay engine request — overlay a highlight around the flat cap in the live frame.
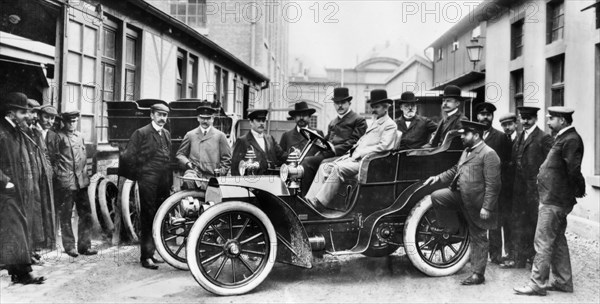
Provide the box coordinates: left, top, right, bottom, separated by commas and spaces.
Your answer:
27, 99, 41, 110
498, 113, 517, 123
61, 110, 80, 121
474, 102, 497, 114
150, 101, 170, 113
38, 105, 58, 116
247, 109, 268, 120
517, 106, 540, 117
546, 106, 574, 118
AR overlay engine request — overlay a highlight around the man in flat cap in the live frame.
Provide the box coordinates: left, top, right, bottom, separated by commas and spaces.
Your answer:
306, 89, 397, 210
122, 101, 172, 269
499, 113, 518, 144
177, 101, 231, 188
501, 106, 553, 269
279, 101, 324, 158
429, 85, 468, 149
0, 92, 46, 284
424, 120, 501, 285
475, 102, 512, 264
395, 91, 437, 150
514, 107, 585, 296
231, 109, 285, 176
301, 87, 367, 194
55, 110, 96, 258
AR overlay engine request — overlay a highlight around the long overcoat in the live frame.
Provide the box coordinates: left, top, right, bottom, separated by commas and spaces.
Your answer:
176, 126, 232, 177
231, 131, 284, 176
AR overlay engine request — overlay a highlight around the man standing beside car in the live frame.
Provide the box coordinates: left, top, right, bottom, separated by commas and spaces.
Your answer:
424, 120, 501, 286
121, 101, 172, 269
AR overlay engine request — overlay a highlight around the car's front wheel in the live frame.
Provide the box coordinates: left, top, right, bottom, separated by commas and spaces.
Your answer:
186, 201, 277, 296
403, 195, 471, 276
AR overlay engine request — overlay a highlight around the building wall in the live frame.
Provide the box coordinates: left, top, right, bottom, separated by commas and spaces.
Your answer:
386, 61, 434, 98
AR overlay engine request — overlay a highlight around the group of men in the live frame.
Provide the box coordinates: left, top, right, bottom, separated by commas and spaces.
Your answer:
1, 92, 97, 285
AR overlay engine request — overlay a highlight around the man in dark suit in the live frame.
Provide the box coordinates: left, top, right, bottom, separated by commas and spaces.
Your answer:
499, 113, 518, 143
280, 101, 324, 158
429, 85, 468, 149
395, 91, 437, 149
501, 107, 553, 269
231, 109, 285, 176
301, 87, 367, 193
425, 120, 501, 285
122, 101, 172, 269
514, 107, 585, 296
475, 102, 512, 264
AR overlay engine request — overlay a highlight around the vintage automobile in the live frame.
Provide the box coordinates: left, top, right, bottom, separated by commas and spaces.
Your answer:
152, 128, 470, 296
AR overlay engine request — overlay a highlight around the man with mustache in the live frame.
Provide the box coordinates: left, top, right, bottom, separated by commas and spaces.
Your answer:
499, 113, 518, 143
424, 120, 501, 285
394, 91, 437, 150
429, 85, 468, 149
500, 107, 553, 269
231, 109, 285, 176
475, 102, 512, 265
279, 101, 324, 158
121, 101, 172, 269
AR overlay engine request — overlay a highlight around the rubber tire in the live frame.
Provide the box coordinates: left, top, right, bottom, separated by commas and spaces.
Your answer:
152, 190, 205, 270
121, 179, 141, 242
87, 173, 104, 232
97, 179, 117, 233
403, 195, 471, 276
186, 201, 277, 296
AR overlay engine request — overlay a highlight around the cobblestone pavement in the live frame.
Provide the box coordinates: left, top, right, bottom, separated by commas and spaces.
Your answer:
1, 232, 598, 303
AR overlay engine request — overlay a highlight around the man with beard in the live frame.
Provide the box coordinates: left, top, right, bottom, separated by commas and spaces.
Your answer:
231, 109, 285, 176
122, 101, 172, 269
424, 120, 501, 285
300, 87, 367, 194
0, 92, 46, 284
428, 85, 468, 149
501, 107, 553, 269
279, 101, 324, 158
475, 102, 512, 264
394, 91, 437, 149
514, 107, 585, 296
177, 101, 231, 189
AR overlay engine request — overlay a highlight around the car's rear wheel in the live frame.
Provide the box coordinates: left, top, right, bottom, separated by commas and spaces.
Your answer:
120, 179, 141, 242
403, 195, 471, 276
186, 201, 277, 296
152, 190, 205, 270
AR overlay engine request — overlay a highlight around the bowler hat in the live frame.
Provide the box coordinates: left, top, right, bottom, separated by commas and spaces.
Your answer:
289, 101, 316, 117
546, 106, 574, 118
517, 106, 540, 118
460, 120, 487, 134
499, 113, 517, 123
331, 87, 353, 103
38, 105, 58, 116
196, 100, 216, 117
367, 89, 393, 106
150, 100, 170, 114
398, 91, 419, 104
441, 85, 464, 100
475, 102, 497, 114
247, 109, 268, 120
3, 92, 29, 110
61, 110, 80, 122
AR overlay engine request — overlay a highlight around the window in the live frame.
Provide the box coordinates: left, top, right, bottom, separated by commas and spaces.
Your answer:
214, 66, 228, 110
309, 116, 318, 129
234, 79, 243, 116
437, 48, 444, 61
511, 19, 524, 59
170, 0, 207, 28
596, 4, 599, 29
452, 40, 459, 52
124, 28, 139, 101
187, 54, 198, 98
101, 25, 116, 102
548, 54, 565, 106
175, 49, 198, 99
176, 50, 184, 100
595, 44, 600, 174
546, 0, 564, 44
511, 69, 524, 108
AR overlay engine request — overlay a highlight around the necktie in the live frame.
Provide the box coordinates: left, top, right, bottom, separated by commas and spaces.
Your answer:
203, 130, 207, 136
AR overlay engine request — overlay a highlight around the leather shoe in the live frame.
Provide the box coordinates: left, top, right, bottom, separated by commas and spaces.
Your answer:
141, 259, 158, 270
546, 283, 573, 293
11, 273, 46, 285
78, 249, 98, 256
499, 259, 526, 269
514, 285, 547, 296
65, 249, 79, 258
460, 273, 485, 285
150, 256, 164, 264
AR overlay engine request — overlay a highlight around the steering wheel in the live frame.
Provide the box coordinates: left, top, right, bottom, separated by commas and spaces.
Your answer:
299, 128, 335, 154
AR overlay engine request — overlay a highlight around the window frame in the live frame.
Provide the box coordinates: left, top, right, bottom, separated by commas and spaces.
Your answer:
511, 69, 525, 109
511, 19, 524, 60
547, 54, 565, 107
546, 0, 565, 44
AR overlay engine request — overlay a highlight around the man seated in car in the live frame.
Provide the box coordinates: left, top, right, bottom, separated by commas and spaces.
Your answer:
306, 89, 397, 210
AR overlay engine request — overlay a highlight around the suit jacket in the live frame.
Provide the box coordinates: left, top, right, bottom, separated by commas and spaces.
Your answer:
351, 115, 397, 159
484, 127, 511, 163
45, 129, 60, 175
55, 129, 90, 190
121, 123, 172, 182
538, 127, 585, 207
326, 110, 368, 156
430, 111, 467, 148
176, 126, 232, 177
395, 115, 437, 149
279, 127, 324, 158
231, 131, 284, 176
436, 142, 502, 230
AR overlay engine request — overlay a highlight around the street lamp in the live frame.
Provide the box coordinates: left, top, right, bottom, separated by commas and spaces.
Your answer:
466, 38, 484, 69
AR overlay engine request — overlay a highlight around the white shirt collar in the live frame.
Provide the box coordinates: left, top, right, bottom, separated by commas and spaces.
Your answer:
510, 132, 517, 141
151, 121, 163, 133
524, 125, 536, 134
446, 108, 458, 117
4, 117, 16, 128
200, 126, 212, 134
337, 109, 351, 119
250, 129, 264, 139
556, 125, 574, 137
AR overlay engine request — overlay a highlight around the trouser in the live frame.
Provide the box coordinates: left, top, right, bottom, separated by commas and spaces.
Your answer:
308, 157, 359, 210
56, 187, 92, 252
138, 174, 170, 261
431, 188, 488, 275
489, 194, 513, 260
529, 204, 573, 292
511, 200, 538, 264
301, 151, 334, 195
5, 264, 32, 277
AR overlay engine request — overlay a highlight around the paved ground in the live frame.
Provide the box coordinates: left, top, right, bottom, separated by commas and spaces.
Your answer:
1, 232, 598, 303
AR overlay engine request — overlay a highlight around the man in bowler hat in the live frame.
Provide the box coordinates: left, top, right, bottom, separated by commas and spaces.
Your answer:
121, 101, 172, 269
395, 91, 437, 149
514, 107, 585, 296
279, 101, 324, 158
429, 85, 468, 149
424, 120, 501, 285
